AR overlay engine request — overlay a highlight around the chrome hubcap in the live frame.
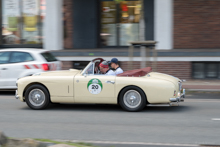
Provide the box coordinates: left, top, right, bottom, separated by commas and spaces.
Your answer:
28, 89, 45, 107
123, 90, 141, 108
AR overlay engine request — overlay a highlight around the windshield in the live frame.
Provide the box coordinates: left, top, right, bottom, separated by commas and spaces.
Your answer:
82, 62, 94, 75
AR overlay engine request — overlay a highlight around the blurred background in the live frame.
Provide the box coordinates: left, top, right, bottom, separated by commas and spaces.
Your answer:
1, 0, 220, 81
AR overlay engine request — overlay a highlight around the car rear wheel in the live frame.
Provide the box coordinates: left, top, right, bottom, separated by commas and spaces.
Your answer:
119, 86, 146, 112
25, 84, 50, 110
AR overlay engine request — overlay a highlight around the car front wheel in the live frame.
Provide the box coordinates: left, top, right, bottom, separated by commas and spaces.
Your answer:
25, 84, 50, 110
119, 86, 147, 112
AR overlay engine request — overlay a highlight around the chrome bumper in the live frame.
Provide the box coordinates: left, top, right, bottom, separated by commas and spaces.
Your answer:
15, 90, 19, 99
169, 89, 185, 103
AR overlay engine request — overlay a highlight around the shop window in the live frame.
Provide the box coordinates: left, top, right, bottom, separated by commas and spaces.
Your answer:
193, 62, 220, 79
193, 63, 205, 79
101, 0, 141, 47
206, 63, 218, 78
219, 64, 220, 79
2, 0, 46, 45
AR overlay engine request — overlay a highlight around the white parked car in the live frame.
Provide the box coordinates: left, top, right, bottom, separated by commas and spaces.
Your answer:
0, 49, 62, 89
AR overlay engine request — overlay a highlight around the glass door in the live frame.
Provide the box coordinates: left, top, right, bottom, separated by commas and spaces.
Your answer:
101, 0, 141, 47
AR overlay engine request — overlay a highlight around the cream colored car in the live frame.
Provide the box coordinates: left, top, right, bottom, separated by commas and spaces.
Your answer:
16, 58, 185, 112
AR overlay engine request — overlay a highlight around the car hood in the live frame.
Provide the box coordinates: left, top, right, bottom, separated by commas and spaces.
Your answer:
147, 72, 181, 84
36, 69, 80, 77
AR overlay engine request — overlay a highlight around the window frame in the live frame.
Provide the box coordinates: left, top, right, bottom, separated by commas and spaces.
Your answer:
41, 52, 58, 62
82, 62, 95, 76
9, 51, 35, 63
192, 62, 220, 79
0, 51, 11, 64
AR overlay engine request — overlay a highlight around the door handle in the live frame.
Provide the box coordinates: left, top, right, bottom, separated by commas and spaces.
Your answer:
1, 68, 8, 70
105, 81, 115, 84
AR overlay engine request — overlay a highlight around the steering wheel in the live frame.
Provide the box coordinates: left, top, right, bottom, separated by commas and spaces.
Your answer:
93, 58, 104, 74
94, 61, 101, 74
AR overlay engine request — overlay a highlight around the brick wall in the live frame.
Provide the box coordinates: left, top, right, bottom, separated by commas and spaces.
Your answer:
63, 0, 73, 49
174, 0, 220, 49
156, 61, 191, 80
62, 61, 73, 70
120, 61, 192, 79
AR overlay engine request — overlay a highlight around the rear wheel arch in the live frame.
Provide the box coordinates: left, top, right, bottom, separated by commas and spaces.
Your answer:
117, 85, 148, 104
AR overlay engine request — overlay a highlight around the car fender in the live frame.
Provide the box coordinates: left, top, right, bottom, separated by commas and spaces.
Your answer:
115, 76, 176, 104
17, 74, 74, 103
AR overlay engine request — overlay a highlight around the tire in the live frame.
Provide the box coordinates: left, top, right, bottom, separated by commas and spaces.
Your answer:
119, 86, 147, 112
25, 84, 50, 110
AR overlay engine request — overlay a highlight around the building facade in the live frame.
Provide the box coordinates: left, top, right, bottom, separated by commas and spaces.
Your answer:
1, 0, 220, 80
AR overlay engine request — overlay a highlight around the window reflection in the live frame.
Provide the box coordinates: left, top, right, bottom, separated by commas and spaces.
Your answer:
219, 64, 220, 79
101, 0, 140, 47
0, 52, 10, 64
85, 63, 94, 75
9, 52, 34, 63
206, 63, 217, 78
193, 63, 219, 79
2, 0, 45, 45
193, 63, 205, 79
120, 1, 140, 46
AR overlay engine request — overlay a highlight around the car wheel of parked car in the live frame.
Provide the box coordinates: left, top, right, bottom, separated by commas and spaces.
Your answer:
119, 86, 147, 112
25, 84, 50, 110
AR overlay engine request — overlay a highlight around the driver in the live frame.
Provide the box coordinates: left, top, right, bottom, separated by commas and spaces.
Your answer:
99, 61, 116, 75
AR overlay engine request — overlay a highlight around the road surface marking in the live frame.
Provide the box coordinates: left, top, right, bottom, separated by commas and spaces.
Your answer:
212, 118, 220, 121
56, 140, 198, 147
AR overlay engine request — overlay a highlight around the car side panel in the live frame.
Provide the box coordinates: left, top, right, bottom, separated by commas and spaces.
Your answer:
74, 73, 117, 104
115, 77, 176, 104
17, 76, 74, 103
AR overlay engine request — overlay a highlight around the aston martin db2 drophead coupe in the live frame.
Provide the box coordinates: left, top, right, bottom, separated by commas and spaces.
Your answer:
16, 58, 185, 112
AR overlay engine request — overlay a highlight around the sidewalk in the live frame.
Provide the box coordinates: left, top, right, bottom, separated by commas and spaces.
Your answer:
183, 80, 220, 91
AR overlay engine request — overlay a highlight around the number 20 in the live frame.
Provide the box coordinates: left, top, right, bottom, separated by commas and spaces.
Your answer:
92, 85, 98, 89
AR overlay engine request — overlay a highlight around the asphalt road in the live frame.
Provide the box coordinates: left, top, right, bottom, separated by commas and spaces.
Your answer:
0, 91, 220, 147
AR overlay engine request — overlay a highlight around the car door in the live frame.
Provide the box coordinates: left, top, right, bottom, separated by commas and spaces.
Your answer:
74, 63, 116, 104
6, 51, 35, 87
0, 52, 11, 88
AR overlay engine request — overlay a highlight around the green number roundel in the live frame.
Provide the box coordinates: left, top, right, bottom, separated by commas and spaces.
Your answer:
87, 79, 103, 94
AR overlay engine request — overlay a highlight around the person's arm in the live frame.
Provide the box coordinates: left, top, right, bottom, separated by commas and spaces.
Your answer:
106, 70, 116, 75
115, 68, 123, 75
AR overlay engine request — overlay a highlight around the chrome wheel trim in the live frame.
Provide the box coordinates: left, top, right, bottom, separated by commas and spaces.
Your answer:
28, 89, 46, 107
123, 90, 142, 109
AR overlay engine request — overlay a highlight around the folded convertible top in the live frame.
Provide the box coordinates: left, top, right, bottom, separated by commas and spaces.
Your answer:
117, 67, 152, 77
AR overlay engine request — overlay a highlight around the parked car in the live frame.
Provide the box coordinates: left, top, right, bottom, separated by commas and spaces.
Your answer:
0, 49, 62, 89
16, 58, 185, 112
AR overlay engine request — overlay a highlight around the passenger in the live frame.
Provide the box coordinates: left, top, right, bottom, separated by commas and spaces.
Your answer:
99, 61, 116, 75
110, 58, 123, 75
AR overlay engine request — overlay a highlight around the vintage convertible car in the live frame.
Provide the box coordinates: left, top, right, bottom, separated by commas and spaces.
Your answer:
16, 58, 185, 112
